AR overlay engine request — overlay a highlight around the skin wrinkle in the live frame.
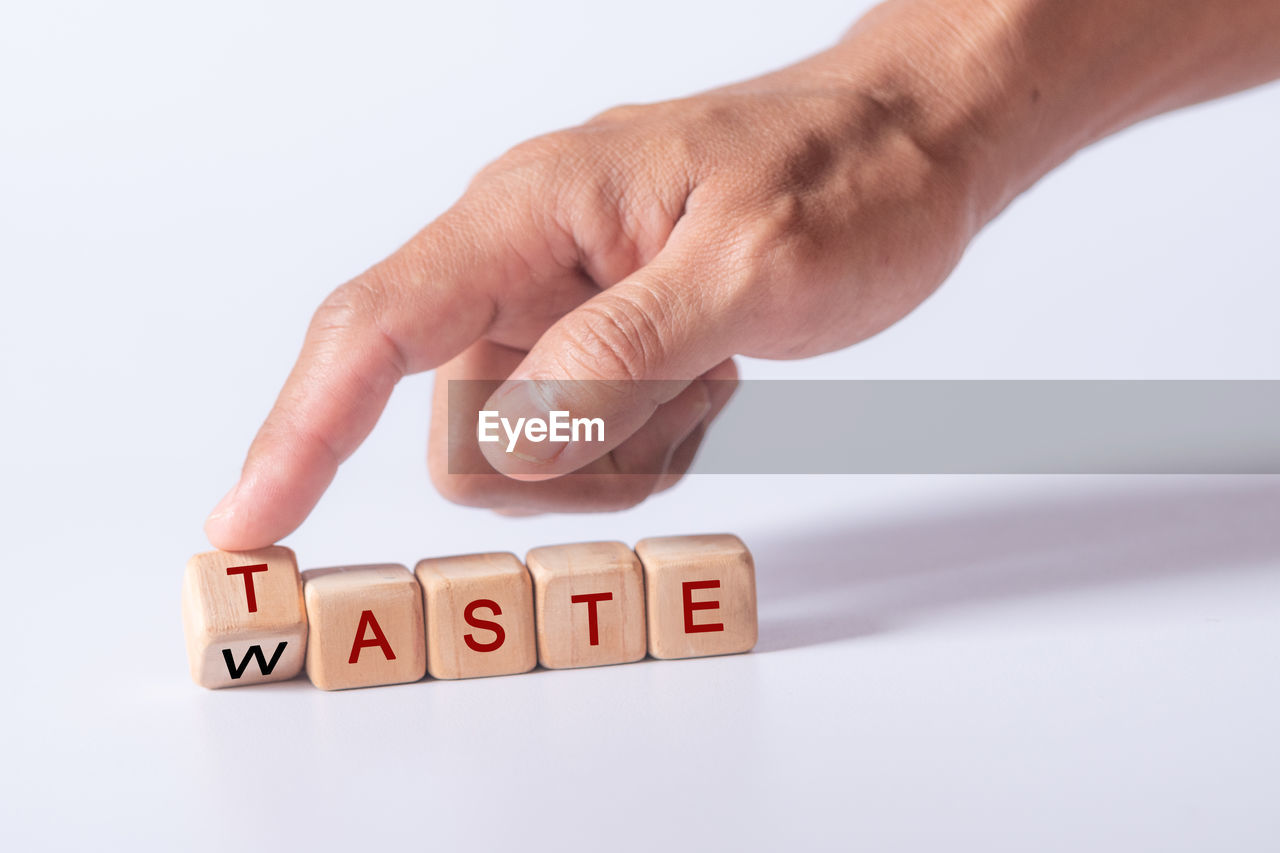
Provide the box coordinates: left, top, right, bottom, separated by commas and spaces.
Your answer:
555, 299, 657, 386
563, 153, 646, 287
585, 132, 695, 284
393, 216, 504, 367
289, 418, 346, 474
302, 297, 405, 444
324, 276, 413, 385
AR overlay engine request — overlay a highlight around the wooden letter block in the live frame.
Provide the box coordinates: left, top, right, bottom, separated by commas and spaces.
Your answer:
525, 541, 646, 669
181, 546, 308, 688
301, 564, 426, 691
635, 534, 757, 659
414, 552, 537, 680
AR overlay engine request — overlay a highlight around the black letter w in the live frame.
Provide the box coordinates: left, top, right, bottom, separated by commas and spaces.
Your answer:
222, 642, 288, 679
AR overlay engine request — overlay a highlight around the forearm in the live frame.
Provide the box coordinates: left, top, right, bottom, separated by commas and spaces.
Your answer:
801, 0, 1280, 225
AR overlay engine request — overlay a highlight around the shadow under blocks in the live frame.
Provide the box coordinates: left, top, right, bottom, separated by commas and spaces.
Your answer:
181, 534, 757, 690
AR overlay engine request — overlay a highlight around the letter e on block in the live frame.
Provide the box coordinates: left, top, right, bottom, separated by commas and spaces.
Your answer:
635, 534, 757, 659
181, 546, 308, 688
414, 552, 537, 680
302, 564, 426, 690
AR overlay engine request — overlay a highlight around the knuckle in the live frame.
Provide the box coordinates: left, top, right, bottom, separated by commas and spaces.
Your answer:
504, 132, 571, 167
467, 132, 607, 239
586, 102, 652, 126
313, 276, 385, 333
711, 189, 826, 300
309, 274, 409, 376
474, 131, 587, 191
739, 190, 812, 261
684, 191, 832, 354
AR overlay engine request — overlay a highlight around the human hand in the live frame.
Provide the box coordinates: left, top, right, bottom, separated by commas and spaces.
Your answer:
205, 0, 1280, 549
202, 2, 1009, 549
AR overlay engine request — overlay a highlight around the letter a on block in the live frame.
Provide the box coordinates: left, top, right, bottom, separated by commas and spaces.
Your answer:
302, 565, 426, 690
181, 547, 308, 688
635, 534, 757, 660
348, 610, 396, 664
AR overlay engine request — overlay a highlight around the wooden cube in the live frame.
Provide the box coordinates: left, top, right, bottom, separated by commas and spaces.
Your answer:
181, 546, 308, 688
635, 534, 757, 659
525, 541, 646, 669
414, 552, 537, 680
301, 564, 426, 691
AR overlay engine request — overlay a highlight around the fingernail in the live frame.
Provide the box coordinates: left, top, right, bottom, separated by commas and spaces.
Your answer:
206, 481, 240, 523
489, 380, 568, 465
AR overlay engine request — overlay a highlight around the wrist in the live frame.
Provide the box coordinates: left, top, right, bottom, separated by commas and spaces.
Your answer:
822, 0, 1280, 227
815, 0, 1063, 229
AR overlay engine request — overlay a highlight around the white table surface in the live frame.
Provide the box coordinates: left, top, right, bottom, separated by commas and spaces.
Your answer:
2, 2, 1278, 850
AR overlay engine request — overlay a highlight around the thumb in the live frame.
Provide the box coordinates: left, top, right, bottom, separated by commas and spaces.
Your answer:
479, 256, 736, 480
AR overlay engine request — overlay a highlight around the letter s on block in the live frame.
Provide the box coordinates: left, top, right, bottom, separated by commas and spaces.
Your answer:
682, 580, 724, 634
463, 599, 506, 652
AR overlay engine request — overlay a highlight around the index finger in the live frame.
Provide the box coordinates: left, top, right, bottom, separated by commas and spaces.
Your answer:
204, 206, 508, 550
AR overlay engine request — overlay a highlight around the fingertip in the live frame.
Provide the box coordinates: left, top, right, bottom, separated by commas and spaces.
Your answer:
203, 482, 242, 548
205, 478, 237, 518
710, 358, 739, 382
204, 510, 254, 552
202, 471, 298, 551
204, 491, 272, 551
204, 508, 282, 552
704, 358, 739, 398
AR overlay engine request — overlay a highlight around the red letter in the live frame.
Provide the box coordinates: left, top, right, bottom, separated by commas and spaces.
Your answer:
349, 610, 396, 664
682, 580, 724, 634
225, 564, 269, 613
570, 592, 613, 645
463, 599, 506, 652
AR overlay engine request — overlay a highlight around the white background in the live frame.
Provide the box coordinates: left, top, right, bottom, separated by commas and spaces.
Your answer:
1, 1, 1278, 850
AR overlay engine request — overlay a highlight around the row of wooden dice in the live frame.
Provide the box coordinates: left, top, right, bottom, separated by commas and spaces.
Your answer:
182, 534, 757, 690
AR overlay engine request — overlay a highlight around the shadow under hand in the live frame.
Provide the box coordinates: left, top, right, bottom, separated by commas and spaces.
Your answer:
752, 477, 1280, 652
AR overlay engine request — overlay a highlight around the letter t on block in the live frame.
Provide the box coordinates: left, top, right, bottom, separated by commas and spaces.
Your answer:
181, 547, 308, 688
525, 541, 646, 669
635, 534, 757, 659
